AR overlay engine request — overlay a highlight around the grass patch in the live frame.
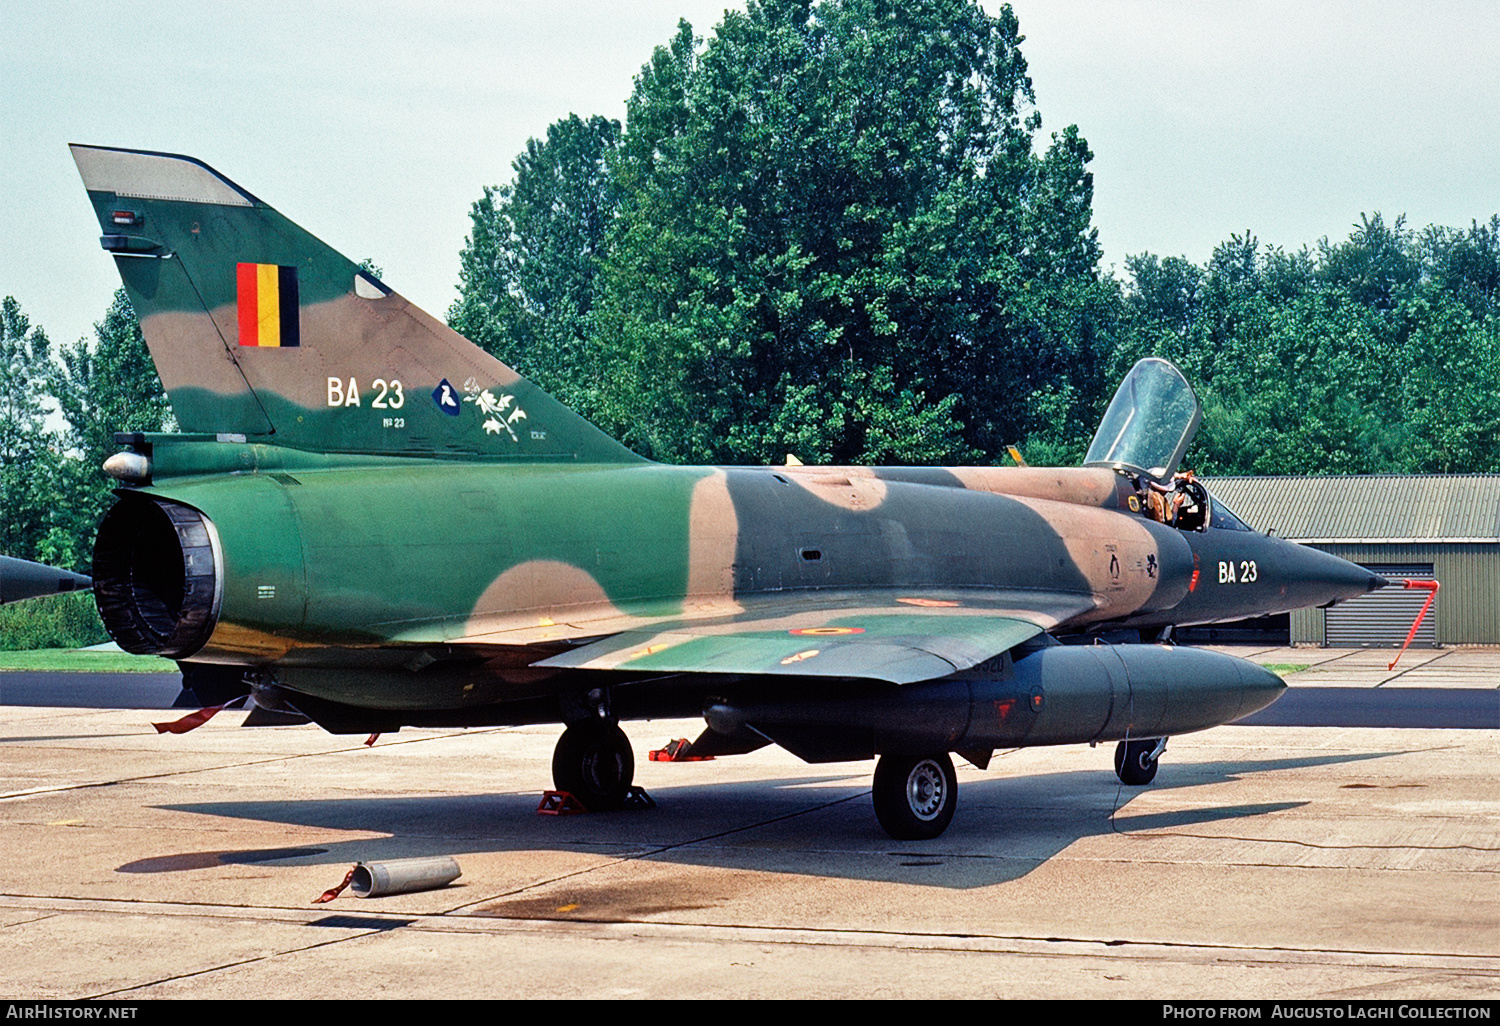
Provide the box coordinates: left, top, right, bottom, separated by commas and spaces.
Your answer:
0, 649, 177, 673
1260, 663, 1311, 675
0, 592, 109, 650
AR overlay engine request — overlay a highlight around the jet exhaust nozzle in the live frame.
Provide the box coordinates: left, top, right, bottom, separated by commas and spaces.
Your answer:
93, 495, 222, 658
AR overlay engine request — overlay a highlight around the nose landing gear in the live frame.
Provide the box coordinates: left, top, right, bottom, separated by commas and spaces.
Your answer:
1113, 737, 1165, 785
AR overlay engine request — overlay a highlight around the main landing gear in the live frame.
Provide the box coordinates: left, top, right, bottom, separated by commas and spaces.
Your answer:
548, 727, 1166, 836
1114, 737, 1165, 785
552, 720, 635, 811
872, 752, 958, 840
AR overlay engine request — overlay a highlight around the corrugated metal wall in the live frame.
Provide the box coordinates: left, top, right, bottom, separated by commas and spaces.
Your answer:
1291, 543, 1500, 646
1290, 605, 1323, 646
1325, 563, 1435, 647
1206, 475, 1500, 541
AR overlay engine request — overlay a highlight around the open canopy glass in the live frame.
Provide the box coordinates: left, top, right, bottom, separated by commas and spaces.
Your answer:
1083, 358, 1202, 482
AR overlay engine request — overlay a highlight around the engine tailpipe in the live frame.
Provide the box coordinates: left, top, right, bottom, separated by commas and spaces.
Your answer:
93, 495, 222, 658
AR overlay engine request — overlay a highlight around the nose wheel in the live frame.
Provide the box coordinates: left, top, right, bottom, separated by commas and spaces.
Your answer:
872, 752, 958, 840
553, 721, 635, 811
1114, 737, 1164, 785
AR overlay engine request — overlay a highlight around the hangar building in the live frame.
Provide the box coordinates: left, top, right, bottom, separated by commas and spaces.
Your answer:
1204, 476, 1500, 648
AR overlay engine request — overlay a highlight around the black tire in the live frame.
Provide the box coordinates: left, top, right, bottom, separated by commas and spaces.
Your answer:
552, 721, 634, 811
872, 752, 958, 840
1114, 738, 1160, 785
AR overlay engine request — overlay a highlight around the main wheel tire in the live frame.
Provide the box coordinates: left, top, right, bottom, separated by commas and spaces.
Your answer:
1114, 738, 1160, 785
553, 721, 635, 811
872, 752, 958, 840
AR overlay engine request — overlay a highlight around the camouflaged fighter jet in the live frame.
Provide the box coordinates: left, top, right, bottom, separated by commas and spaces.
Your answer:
72, 144, 1385, 839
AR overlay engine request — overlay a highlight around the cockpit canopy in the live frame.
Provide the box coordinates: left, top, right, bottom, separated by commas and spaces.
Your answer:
1084, 358, 1203, 483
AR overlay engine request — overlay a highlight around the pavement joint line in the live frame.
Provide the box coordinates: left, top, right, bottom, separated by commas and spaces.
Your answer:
1148, 831, 1500, 853
1319, 973, 1500, 999
1225, 646, 1281, 658
86, 929, 388, 1000
966, 855, 1500, 875
1098, 820, 1500, 858
1377, 647, 1453, 687
1046, 850, 1500, 871
1313, 649, 1364, 666
3, 893, 1494, 975
0, 910, 58, 930
0, 781, 123, 802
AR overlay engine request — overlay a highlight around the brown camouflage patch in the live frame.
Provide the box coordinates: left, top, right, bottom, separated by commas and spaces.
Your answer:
780, 465, 890, 511
948, 467, 1119, 507
686, 470, 742, 610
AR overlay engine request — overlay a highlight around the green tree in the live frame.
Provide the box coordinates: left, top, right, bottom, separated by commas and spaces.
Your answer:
1122, 253, 1201, 346
462, 1, 1115, 466
1317, 213, 1420, 313
450, 114, 621, 402
1394, 291, 1500, 472
49, 289, 172, 565
0, 296, 59, 561
1117, 212, 1500, 478
1422, 216, 1500, 321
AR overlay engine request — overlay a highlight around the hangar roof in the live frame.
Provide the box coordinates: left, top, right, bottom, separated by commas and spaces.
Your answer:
1204, 475, 1500, 543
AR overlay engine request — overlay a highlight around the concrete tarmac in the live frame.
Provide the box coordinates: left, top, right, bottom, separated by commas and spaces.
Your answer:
0, 648, 1496, 1000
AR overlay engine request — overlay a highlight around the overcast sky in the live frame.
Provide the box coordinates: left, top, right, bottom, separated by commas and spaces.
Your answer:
5, 1, 1497, 352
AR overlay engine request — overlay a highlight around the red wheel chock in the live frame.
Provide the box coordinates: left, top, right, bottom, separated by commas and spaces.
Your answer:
649, 738, 714, 762
151, 705, 225, 734
622, 786, 656, 809
537, 790, 588, 815
536, 787, 655, 814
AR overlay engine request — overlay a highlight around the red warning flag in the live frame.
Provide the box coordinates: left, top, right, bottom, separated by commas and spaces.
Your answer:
152, 705, 225, 734
1387, 579, 1440, 671
313, 867, 356, 904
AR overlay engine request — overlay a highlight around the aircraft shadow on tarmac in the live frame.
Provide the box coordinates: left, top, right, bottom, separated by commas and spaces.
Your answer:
135, 748, 1406, 890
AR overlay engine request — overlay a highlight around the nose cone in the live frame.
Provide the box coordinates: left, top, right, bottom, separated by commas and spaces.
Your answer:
1280, 541, 1387, 609
1234, 659, 1287, 722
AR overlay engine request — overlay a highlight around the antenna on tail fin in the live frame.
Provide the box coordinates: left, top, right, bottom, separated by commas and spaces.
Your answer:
71, 144, 641, 464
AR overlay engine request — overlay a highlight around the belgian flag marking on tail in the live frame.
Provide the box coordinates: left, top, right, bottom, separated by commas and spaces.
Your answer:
236, 263, 300, 347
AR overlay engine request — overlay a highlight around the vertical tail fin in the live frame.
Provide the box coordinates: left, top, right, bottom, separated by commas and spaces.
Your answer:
71, 145, 640, 463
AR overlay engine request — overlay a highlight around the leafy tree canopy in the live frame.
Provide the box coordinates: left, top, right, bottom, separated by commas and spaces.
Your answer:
0, 296, 57, 560
450, 113, 622, 405
455, 0, 1113, 464
444, 5, 1499, 479
0, 290, 170, 572
1117, 216, 1500, 477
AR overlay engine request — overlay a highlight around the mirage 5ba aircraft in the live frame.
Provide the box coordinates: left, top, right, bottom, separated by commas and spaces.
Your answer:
72, 144, 1384, 839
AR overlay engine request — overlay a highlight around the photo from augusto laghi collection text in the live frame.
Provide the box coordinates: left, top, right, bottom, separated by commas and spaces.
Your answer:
1161, 1006, 1493, 1020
